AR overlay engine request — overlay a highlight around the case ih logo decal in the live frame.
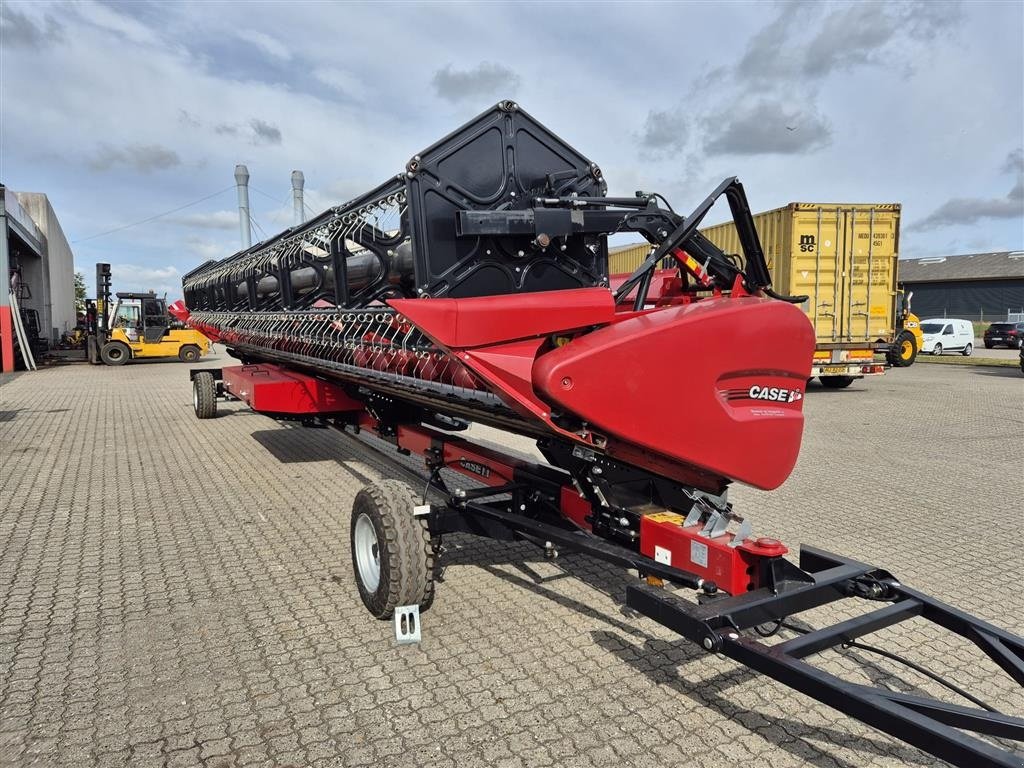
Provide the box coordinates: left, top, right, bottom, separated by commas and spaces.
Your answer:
459, 458, 492, 478
748, 385, 803, 403
722, 385, 804, 403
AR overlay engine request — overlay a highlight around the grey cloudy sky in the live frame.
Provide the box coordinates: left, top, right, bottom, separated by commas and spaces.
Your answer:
1, 0, 1021, 298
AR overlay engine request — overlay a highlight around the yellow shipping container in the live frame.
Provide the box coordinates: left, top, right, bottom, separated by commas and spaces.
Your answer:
699, 203, 901, 345
608, 243, 652, 275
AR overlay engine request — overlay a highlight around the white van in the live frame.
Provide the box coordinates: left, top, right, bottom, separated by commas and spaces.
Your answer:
920, 318, 974, 356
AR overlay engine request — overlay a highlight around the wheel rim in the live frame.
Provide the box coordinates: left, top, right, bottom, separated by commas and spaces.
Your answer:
965, 344, 972, 355
934, 345, 942, 355
900, 340, 913, 360
110, 348, 123, 361
353, 514, 381, 592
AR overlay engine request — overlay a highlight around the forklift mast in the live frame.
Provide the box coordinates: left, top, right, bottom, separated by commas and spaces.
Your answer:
95, 262, 111, 341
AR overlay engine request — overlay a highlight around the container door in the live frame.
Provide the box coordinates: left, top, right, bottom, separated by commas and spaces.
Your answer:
788, 207, 843, 342
841, 208, 898, 342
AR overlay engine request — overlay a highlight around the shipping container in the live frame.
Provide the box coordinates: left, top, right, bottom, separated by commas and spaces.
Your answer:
700, 203, 901, 385
608, 242, 654, 275
699, 203, 901, 344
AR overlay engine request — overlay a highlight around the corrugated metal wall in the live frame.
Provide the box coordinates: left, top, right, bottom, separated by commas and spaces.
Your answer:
902, 279, 1024, 322
607, 243, 651, 275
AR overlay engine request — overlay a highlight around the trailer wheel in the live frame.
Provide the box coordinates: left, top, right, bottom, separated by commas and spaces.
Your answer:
192, 372, 217, 419
100, 341, 130, 366
178, 344, 201, 363
820, 376, 855, 389
888, 331, 917, 367
350, 480, 434, 620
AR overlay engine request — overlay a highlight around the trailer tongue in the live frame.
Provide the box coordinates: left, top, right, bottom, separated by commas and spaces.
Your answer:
180, 102, 1023, 767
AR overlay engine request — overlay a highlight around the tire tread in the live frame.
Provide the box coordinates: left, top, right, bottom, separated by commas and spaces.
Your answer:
193, 372, 217, 419
351, 480, 433, 619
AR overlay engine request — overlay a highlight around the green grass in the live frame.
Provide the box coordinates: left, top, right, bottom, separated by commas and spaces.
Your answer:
914, 354, 1018, 368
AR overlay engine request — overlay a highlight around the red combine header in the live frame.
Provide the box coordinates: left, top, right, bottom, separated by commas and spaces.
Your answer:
180, 102, 1023, 767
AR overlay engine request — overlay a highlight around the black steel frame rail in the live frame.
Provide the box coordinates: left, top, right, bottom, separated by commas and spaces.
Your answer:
626, 546, 1024, 768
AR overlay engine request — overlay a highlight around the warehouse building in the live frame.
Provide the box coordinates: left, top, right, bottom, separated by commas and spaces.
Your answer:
898, 251, 1024, 323
1, 185, 76, 372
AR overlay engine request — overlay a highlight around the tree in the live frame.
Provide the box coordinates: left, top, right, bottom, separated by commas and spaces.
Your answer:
74, 271, 87, 314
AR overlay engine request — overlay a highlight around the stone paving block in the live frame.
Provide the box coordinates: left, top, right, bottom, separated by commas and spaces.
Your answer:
0, 359, 1022, 767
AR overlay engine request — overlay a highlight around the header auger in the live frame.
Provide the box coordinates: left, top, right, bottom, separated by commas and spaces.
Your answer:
180, 102, 1024, 767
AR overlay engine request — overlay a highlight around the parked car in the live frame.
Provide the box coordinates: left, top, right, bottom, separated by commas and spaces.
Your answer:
1020, 344, 1023, 373
920, 318, 974, 356
983, 321, 1024, 349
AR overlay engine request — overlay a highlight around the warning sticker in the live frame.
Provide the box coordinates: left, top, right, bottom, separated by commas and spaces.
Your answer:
654, 546, 672, 566
645, 512, 685, 525
690, 540, 708, 569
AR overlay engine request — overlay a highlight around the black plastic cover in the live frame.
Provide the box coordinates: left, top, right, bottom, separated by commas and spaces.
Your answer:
405, 101, 609, 298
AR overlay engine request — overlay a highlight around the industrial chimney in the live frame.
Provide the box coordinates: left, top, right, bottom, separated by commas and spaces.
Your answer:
291, 170, 305, 226
235, 164, 252, 250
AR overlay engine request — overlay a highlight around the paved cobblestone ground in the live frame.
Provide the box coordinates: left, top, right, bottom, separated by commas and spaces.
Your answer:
1, 354, 1022, 768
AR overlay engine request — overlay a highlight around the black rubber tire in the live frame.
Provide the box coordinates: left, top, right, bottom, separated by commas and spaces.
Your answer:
888, 331, 918, 367
932, 343, 943, 356
192, 372, 217, 419
820, 375, 855, 389
962, 343, 972, 357
350, 479, 434, 620
178, 344, 201, 363
100, 341, 130, 366
984, 341, 994, 349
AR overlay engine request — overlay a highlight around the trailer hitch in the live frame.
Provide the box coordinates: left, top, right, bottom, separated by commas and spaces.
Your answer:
626, 545, 1024, 768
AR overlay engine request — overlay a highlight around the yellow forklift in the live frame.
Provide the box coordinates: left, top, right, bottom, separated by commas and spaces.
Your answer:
886, 290, 923, 367
88, 263, 209, 366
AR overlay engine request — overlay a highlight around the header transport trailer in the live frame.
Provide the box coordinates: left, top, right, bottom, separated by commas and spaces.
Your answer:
176, 103, 1023, 767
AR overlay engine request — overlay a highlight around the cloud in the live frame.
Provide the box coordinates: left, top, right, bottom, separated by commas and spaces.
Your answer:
912, 197, 1023, 231
236, 28, 291, 61
185, 237, 232, 261
911, 149, 1024, 231
703, 100, 832, 155
178, 109, 201, 128
661, 1, 958, 162
74, 0, 160, 46
905, 0, 963, 41
313, 67, 366, 100
639, 109, 688, 154
432, 62, 520, 103
0, 4, 64, 47
214, 119, 282, 145
802, 3, 901, 76
737, 1, 962, 85
249, 118, 282, 145
88, 143, 181, 172
110, 263, 182, 295
735, 2, 805, 84
169, 210, 239, 230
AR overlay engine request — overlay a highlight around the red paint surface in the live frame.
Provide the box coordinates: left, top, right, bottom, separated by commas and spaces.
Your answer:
533, 296, 815, 490
639, 514, 788, 595
222, 364, 362, 414
389, 287, 614, 348
0, 305, 14, 373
